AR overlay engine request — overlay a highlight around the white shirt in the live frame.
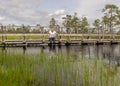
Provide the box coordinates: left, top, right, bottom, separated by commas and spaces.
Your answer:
49, 30, 56, 38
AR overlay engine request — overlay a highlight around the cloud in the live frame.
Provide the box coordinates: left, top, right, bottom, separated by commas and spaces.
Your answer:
0, 0, 67, 25
48, 9, 66, 17
55, 9, 65, 15
76, 0, 120, 24
47, 9, 67, 25
0, 0, 120, 26
0, 0, 48, 25
0, 16, 6, 21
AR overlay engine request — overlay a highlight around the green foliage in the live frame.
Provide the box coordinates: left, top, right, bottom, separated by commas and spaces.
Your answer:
62, 13, 89, 34
62, 14, 72, 33
80, 17, 89, 34
0, 51, 120, 86
49, 18, 56, 28
102, 4, 119, 34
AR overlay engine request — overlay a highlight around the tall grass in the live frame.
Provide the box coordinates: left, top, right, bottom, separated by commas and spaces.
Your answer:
0, 51, 120, 86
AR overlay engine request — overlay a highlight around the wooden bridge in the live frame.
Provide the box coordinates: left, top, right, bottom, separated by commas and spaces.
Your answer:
0, 34, 120, 47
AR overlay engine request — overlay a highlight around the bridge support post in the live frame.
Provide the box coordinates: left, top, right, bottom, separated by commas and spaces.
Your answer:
22, 24, 26, 42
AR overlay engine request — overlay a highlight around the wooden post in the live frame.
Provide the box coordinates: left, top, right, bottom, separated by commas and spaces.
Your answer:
98, 27, 100, 41
112, 28, 115, 40
61, 27, 63, 40
22, 24, 26, 42
88, 28, 90, 40
4, 26, 7, 40
102, 28, 104, 40
68, 28, 70, 41
65, 28, 70, 44
1, 25, 4, 42
82, 28, 84, 41
57, 25, 60, 42
42, 27, 44, 42
38, 25, 41, 40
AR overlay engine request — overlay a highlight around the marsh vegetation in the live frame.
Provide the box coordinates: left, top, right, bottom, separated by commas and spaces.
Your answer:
0, 45, 120, 86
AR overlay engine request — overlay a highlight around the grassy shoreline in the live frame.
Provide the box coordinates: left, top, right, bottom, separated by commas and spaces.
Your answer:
0, 52, 120, 86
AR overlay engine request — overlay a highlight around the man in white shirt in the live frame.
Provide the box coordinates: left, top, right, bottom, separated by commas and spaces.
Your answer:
49, 27, 57, 43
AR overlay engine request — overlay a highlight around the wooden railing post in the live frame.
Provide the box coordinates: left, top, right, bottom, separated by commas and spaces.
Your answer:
102, 28, 104, 40
98, 28, 100, 41
42, 27, 44, 42
82, 28, 84, 41
87, 28, 90, 40
4, 26, 7, 40
1, 25, 4, 42
22, 24, 26, 42
112, 28, 114, 40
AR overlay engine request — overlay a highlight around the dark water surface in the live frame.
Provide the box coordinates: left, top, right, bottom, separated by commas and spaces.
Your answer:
1, 44, 120, 62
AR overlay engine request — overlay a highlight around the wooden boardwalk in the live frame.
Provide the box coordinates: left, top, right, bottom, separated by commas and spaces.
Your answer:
0, 39, 120, 47
0, 34, 120, 47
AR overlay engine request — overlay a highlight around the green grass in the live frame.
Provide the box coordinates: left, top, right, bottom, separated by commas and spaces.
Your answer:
0, 36, 49, 40
6, 36, 23, 40
0, 51, 120, 86
0, 35, 120, 41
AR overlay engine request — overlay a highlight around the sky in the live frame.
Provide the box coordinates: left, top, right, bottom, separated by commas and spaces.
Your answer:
0, 0, 120, 26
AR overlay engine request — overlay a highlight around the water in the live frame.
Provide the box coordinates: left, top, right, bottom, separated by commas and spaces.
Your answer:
1, 44, 120, 64
1, 44, 120, 86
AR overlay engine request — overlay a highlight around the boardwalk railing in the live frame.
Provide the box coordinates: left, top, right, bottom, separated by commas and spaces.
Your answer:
0, 25, 120, 46
0, 33, 120, 41
0, 33, 120, 47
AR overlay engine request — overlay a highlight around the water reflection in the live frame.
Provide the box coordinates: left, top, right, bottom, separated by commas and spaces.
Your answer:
0, 44, 120, 66
49, 44, 56, 54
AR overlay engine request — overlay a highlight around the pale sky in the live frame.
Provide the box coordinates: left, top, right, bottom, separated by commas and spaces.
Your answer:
0, 0, 120, 26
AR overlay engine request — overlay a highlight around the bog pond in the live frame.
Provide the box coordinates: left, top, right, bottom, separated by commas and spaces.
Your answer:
0, 44, 120, 86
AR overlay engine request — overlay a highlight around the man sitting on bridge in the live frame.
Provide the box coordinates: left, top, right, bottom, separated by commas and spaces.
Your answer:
49, 27, 57, 43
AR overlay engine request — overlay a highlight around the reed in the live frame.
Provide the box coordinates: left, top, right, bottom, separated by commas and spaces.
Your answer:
0, 51, 120, 86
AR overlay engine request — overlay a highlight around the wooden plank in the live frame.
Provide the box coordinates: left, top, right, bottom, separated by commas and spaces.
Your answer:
0, 39, 120, 47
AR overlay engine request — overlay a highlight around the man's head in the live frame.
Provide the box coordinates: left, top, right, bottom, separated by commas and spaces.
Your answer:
50, 27, 55, 32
